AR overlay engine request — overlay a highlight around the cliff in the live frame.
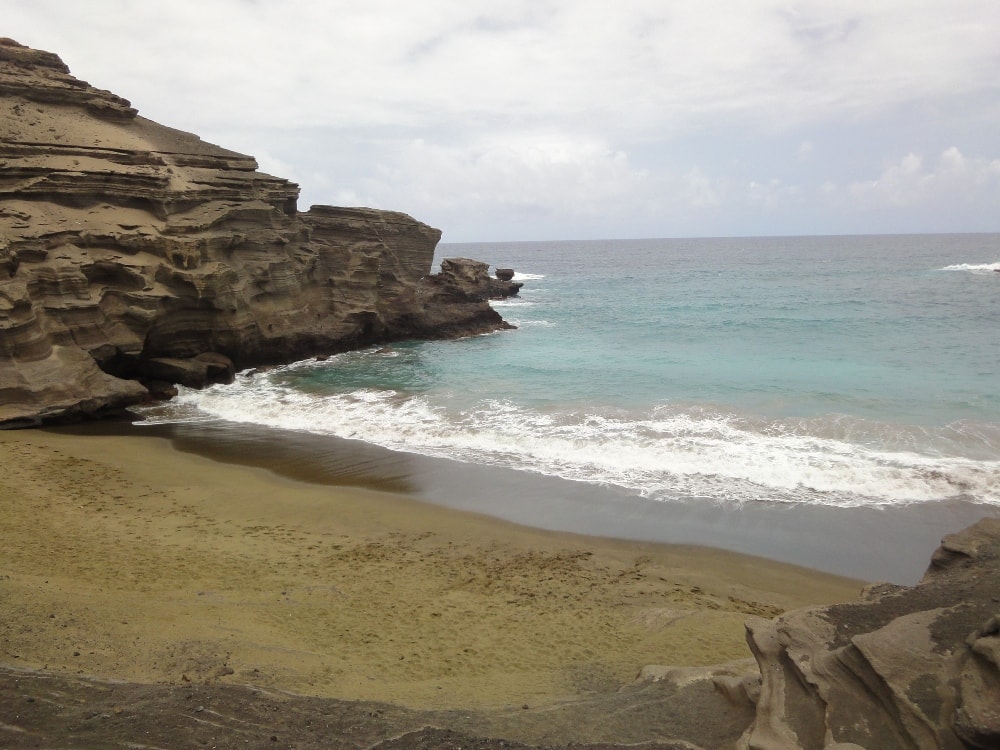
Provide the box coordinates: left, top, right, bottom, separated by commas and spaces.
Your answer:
0, 38, 516, 428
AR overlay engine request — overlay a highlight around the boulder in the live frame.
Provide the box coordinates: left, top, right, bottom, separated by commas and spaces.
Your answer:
138, 353, 234, 390
738, 517, 1000, 750
0, 345, 148, 428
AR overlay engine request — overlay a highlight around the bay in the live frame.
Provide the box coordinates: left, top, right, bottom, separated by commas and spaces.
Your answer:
147, 233, 1000, 511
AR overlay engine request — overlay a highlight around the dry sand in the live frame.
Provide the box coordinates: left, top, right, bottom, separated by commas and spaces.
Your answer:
0, 428, 861, 711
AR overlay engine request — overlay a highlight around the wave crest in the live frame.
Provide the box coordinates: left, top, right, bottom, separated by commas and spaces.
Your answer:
940, 262, 1000, 273
141, 371, 1000, 510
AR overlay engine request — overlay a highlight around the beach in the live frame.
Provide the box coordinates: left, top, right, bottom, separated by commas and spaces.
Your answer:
0, 426, 863, 713
132, 233, 1000, 588
2, 28, 998, 748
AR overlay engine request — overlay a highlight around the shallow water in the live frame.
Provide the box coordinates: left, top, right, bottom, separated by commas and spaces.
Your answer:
140, 233, 1000, 513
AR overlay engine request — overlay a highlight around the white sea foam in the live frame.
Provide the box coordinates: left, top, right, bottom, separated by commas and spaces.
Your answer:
150, 372, 1000, 510
508, 319, 556, 328
513, 272, 546, 281
940, 262, 1000, 274
489, 299, 536, 308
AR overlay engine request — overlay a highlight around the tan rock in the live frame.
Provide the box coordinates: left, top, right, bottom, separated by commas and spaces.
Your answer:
738, 518, 1000, 750
0, 39, 516, 427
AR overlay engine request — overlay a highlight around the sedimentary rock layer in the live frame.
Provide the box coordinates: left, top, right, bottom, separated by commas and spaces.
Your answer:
0, 38, 514, 427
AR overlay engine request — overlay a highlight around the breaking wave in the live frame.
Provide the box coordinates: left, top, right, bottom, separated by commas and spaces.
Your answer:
940, 262, 1000, 274
138, 364, 1000, 510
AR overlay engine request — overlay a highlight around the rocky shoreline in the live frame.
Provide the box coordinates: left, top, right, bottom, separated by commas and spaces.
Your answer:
737, 518, 1000, 750
0, 38, 518, 428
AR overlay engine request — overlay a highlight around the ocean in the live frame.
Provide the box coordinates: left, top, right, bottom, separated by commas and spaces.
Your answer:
136, 233, 1000, 580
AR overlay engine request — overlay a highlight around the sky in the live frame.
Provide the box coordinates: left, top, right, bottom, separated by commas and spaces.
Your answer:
6, 0, 1000, 242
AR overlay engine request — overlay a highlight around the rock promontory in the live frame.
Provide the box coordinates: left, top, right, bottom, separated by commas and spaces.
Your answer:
0, 38, 515, 428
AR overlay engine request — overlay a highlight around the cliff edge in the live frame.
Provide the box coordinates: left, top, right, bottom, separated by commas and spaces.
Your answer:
0, 38, 515, 428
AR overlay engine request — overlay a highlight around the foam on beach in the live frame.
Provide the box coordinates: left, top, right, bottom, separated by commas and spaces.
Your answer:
148, 364, 1000, 510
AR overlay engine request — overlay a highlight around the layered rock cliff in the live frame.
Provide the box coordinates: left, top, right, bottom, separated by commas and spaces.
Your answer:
0, 38, 514, 427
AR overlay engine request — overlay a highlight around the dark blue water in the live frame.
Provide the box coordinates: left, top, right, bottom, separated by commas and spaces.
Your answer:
149, 234, 1000, 510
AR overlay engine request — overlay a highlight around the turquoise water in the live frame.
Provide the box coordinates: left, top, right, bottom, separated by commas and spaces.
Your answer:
152, 234, 1000, 509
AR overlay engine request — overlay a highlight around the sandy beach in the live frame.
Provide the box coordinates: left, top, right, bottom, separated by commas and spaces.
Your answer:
0, 427, 863, 713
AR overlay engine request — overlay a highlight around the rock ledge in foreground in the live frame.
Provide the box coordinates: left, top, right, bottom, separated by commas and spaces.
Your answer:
737, 517, 1000, 750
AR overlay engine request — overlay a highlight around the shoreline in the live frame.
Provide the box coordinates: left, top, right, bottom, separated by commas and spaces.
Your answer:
1, 423, 863, 711
93, 416, 996, 584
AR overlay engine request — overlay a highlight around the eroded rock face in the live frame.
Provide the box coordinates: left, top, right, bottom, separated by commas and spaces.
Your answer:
739, 517, 1000, 750
0, 39, 514, 427
432, 257, 524, 301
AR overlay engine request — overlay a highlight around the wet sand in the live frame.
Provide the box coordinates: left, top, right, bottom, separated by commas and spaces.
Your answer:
141, 419, 993, 584
0, 425, 864, 711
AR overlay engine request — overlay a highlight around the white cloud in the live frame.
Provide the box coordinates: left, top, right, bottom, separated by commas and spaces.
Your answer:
4, 0, 1000, 238
842, 147, 1000, 210
680, 169, 722, 210
847, 152, 928, 207
358, 134, 652, 219
747, 179, 803, 211
8, 0, 1000, 138
253, 151, 295, 181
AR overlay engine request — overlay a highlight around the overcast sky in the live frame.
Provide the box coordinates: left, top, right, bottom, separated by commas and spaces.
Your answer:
7, 1, 1000, 241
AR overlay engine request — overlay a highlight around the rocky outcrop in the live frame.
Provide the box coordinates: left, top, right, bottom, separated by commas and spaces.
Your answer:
427, 258, 524, 302
0, 39, 516, 427
429, 258, 523, 300
738, 517, 1000, 750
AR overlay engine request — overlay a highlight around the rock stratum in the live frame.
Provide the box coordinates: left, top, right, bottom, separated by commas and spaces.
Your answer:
0, 38, 518, 428
734, 517, 1000, 750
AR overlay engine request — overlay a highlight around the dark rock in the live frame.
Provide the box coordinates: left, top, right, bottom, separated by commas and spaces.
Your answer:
492, 279, 524, 299
427, 258, 523, 303
438, 258, 496, 300
0, 40, 520, 428
495, 268, 515, 281
142, 380, 179, 400
137, 354, 234, 390
193, 352, 236, 385
0, 658, 748, 750
954, 615, 1000, 748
